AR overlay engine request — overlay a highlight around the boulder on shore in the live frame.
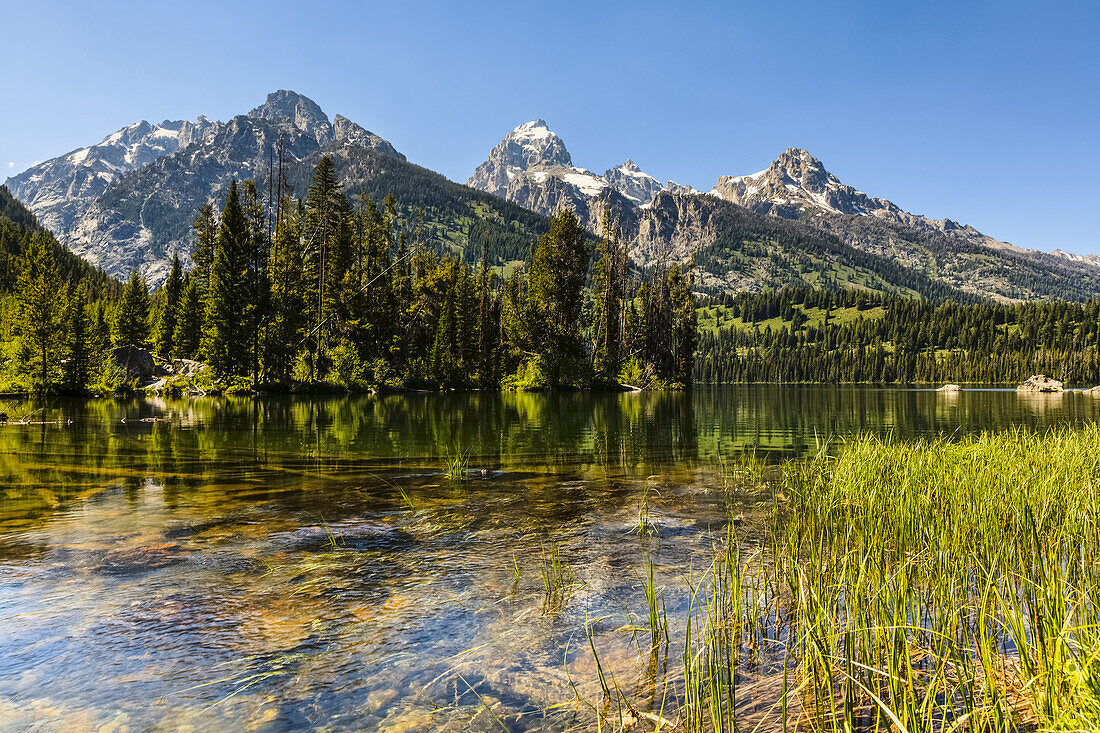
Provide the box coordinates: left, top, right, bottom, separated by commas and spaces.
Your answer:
937, 384, 961, 392
169, 358, 206, 377
1016, 374, 1064, 393
112, 345, 156, 381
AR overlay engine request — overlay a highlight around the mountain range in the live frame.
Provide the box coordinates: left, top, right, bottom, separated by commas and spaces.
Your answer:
467, 120, 1100, 301
5, 91, 547, 285
6, 90, 1100, 301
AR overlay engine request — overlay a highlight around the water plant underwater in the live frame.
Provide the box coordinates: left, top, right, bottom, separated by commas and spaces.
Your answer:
445, 448, 471, 481
581, 425, 1100, 731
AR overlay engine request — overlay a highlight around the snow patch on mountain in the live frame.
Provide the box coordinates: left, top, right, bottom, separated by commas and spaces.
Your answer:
467, 121, 662, 226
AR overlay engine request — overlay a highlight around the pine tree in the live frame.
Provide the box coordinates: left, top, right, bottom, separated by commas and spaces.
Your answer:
477, 232, 493, 387
114, 270, 151, 347
592, 215, 626, 383
668, 265, 697, 388
202, 180, 251, 380
90, 300, 111, 353
303, 156, 348, 377
266, 200, 308, 384
525, 210, 589, 385
191, 203, 218, 289
172, 275, 203, 360
154, 255, 183, 358
61, 281, 93, 392
242, 180, 271, 382
16, 232, 63, 390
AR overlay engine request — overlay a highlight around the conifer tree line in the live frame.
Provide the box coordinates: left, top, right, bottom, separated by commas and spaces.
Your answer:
696, 288, 1100, 385
2, 158, 698, 393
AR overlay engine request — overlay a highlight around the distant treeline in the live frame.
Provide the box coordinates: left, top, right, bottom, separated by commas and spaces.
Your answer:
1, 159, 697, 394
696, 288, 1100, 385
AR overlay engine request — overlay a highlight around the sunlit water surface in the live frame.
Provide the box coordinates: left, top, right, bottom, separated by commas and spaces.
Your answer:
2, 387, 1098, 730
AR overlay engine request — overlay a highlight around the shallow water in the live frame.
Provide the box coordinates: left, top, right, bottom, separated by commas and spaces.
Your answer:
1, 387, 1097, 730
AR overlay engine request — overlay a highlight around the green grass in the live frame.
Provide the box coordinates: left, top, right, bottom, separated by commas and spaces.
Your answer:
696, 303, 886, 337
591, 426, 1100, 730
445, 449, 469, 481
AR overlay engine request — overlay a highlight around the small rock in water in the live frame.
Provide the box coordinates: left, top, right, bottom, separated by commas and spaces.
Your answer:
937, 384, 961, 392
366, 687, 399, 712
92, 543, 191, 575
280, 522, 416, 552
1016, 374, 1064, 393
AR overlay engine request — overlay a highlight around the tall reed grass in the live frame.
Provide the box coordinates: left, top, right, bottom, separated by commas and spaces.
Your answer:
590, 426, 1100, 731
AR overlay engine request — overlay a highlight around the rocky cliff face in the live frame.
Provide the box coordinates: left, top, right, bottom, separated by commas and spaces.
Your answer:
464, 126, 1100, 300
603, 159, 663, 206
5, 116, 217, 235
9, 96, 1100, 302
466, 120, 659, 232
708, 148, 1011, 251
4, 91, 404, 284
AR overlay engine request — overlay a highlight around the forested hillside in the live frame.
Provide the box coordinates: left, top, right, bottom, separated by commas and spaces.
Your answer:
634, 192, 977, 301
2, 158, 695, 395
0, 186, 119, 298
696, 288, 1100, 385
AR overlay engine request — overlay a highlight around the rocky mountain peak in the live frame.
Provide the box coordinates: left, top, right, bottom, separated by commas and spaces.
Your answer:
706, 148, 1021, 254
332, 114, 406, 161
502, 120, 572, 167
769, 147, 836, 191
603, 159, 663, 206
466, 119, 574, 196
711, 148, 868, 217
247, 90, 333, 145
4, 91, 408, 284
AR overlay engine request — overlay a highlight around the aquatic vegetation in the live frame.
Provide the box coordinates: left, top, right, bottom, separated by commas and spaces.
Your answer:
636, 484, 660, 537
12, 394, 1100, 730
445, 449, 470, 481
539, 541, 577, 604
591, 426, 1100, 730
396, 486, 416, 511
716, 444, 766, 492
640, 558, 668, 652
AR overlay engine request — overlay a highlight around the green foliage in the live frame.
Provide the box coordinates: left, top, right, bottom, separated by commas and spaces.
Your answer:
0, 185, 120, 300
329, 338, 366, 390
113, 270, 151, 347
697, 287, 1100, 384
522, 210, 590, 387
153, 255, 183, 358
61, 282, 94, 392
15, 232, 63, 390
592, 217, 627, 383
2, 168, 702, 393
201, 180, 252, 380
172, 275, 203, 359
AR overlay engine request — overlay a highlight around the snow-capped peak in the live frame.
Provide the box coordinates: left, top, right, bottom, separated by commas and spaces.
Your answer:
6, 114, 219, 235
509, 119, 556, 143
466, 119, 574, 195
603, 159, 662, 205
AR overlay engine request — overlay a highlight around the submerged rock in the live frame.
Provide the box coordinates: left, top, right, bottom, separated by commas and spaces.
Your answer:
1016, 374, 1064, 393
91, 543, 191, 575
279, 522, 416, 552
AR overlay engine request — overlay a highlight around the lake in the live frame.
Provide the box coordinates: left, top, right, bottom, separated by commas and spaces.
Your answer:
2, 387, 1098, 730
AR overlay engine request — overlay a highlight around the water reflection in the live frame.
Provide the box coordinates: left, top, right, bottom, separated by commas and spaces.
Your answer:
1, 387, 1098, 729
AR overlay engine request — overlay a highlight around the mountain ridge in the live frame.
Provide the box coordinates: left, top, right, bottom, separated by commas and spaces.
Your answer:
465, 122, 1100, 300
6, 94, 1099, 302
5, 91, 410, 283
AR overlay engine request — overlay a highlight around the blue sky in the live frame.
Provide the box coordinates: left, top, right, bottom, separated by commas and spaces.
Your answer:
2, 0, 1097, 254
